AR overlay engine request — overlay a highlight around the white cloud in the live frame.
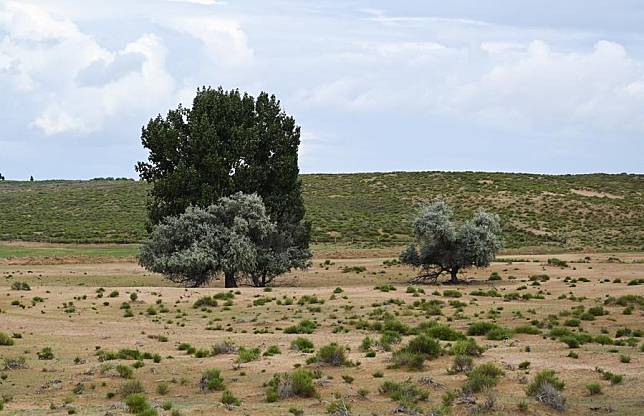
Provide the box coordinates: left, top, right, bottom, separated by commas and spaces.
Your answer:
0, 1, 178, 135
167, 16, 253, 66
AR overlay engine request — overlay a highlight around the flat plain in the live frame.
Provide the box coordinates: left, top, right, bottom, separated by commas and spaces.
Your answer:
1, 247, 642, 415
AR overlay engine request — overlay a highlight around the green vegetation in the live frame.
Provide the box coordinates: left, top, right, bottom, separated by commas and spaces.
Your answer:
1, 172, 642, 250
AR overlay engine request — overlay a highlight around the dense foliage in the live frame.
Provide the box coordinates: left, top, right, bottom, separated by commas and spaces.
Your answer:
136, 87, 309, 259
139, 193, 309, 287
400, 201, 502, 283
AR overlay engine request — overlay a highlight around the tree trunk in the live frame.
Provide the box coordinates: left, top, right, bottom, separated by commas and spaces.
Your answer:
224, 271, 237, 288
449, 267, 459, 284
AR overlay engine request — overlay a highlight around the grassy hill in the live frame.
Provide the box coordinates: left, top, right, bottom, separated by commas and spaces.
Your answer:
0, 172, 642, 251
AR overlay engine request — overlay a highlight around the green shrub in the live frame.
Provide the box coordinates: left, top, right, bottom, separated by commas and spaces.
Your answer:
120, 380, 145, 396
526, 370, 565, 396
37, 347, 54, 360
266, 369, 317, 402
462, 363, 504, 393
467, 322, 498, 336
200, 369, 225, 391
116, 364, 134, 379
486, 327, 512, 340
443, 289, 462, 298
379, 380, 428, 406
391, 350, 425, 370
586, 382, 602, 395
221, 390, 241, 406
316, 343, 348, 366
284, 320, 317, 334
404, 334, 441, 358
237, 347, 261, 363
0, 332, 15, 346
290, 337, 314, 353
10, 281, 30, 291
514, 325, 541, 335
448, 355, 473, 374
193, 296, 218, 308
124, 393, 150, 413
449, 338, 483, 357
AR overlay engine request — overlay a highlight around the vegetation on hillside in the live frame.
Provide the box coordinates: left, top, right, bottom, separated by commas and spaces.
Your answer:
0, 172, 642, 250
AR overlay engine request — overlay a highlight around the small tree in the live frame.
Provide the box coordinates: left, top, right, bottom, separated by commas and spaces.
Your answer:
0, 172, 5, 180
139, 192, 308, 287
400, 201, 502, 284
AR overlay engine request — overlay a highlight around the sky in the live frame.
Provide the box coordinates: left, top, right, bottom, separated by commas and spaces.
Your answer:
1, 0, 643, 179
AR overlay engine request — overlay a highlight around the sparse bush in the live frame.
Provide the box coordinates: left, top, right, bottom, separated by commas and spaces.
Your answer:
221, 389, 241, 406
10, 282, 30, 291
284, 319, 317, 334
200, 369, 225, 391
266, 369, 317, 402
120, 380, 145, 396
378, 380, 428, 406
462, 363, 504, 393
526, 370, 565, 396
586, 382, 602, 395
0, 332, 15, 346
290, 337, 314, 353
316, 343, 349, 366
448, 355, 473, 374
449, 338, 483, 357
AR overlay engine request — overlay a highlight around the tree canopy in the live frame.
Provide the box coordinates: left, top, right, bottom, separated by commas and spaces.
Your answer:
135, 87, 307, 242
400, 201, 502, 283
139, 193, 309, 287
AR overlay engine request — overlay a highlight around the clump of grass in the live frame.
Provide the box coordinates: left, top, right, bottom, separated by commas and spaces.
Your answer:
200, 369, 225, 391
526, 369, 565, 396
284, 319, 317, 334
316, 343, 349, 366
193, 296, 218, 308
265, 369, 317, 402
586, 382, 602, 395
290, 337, 315, 353
211, 339, 236, 355
462, 363, 504, 393
449, 338, 483, 357
10, 282, 30, 291
0, 332, 15, 346
124, 393, 152, 413
221, 389, 241, 406
378, 380, 428, 406
120, 379, 145, 396
37, 347, 54, 360
236, 347, 261, 363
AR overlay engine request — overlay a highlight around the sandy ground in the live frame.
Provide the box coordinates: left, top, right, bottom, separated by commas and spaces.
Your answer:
0, 252, 642, 415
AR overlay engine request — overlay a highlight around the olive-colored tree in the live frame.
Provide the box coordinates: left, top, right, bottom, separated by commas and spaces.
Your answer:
400, 201, 502, 283
139, 193, 308, 287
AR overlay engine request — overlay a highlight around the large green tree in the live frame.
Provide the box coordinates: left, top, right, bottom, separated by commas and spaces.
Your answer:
400, 201, 503, 283
136, 87, 310, 284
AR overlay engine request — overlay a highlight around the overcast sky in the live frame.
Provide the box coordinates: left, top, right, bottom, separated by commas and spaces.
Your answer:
1, 0, 643, 179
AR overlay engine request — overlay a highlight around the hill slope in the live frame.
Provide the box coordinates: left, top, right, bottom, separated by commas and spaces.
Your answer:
0, 172, 642, 250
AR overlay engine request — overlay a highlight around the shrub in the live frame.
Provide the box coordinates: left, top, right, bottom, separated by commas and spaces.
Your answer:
448, 355, 473, 374
316, 343, 349, 366
421, 324, 465, 341
379, 380, 428, 405
156, 382, 169, 395
120, 380, 145, 396
290, 337, 314, 353
37, 347, 54, 360
212, 339, 236, 355
532, 382, 566, 411
326, 399, 351, 415
404, 334, 441, 358
10, 282, 30, 291
467, 322, 498, 336
486, 327, 512, 340
526, 370, 565, 396
547, 258, 568, 268
124, 393, 151, 413
237, 347, 261, 363
221, 390, 241, 406
284, 320, 317, 334
193, 296, 218, 308
449, 338, 483, 357
514, 325, 541, 335
390, 350, 425, 370
560, 336, 580, 349
116, 364, 134, 379
266, 369, 317, 402
443, 289, 462, 298
0, 332, 15, 346
586, 382, 602, 395
200, 369, 225, 391
462, 363, 504, 393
